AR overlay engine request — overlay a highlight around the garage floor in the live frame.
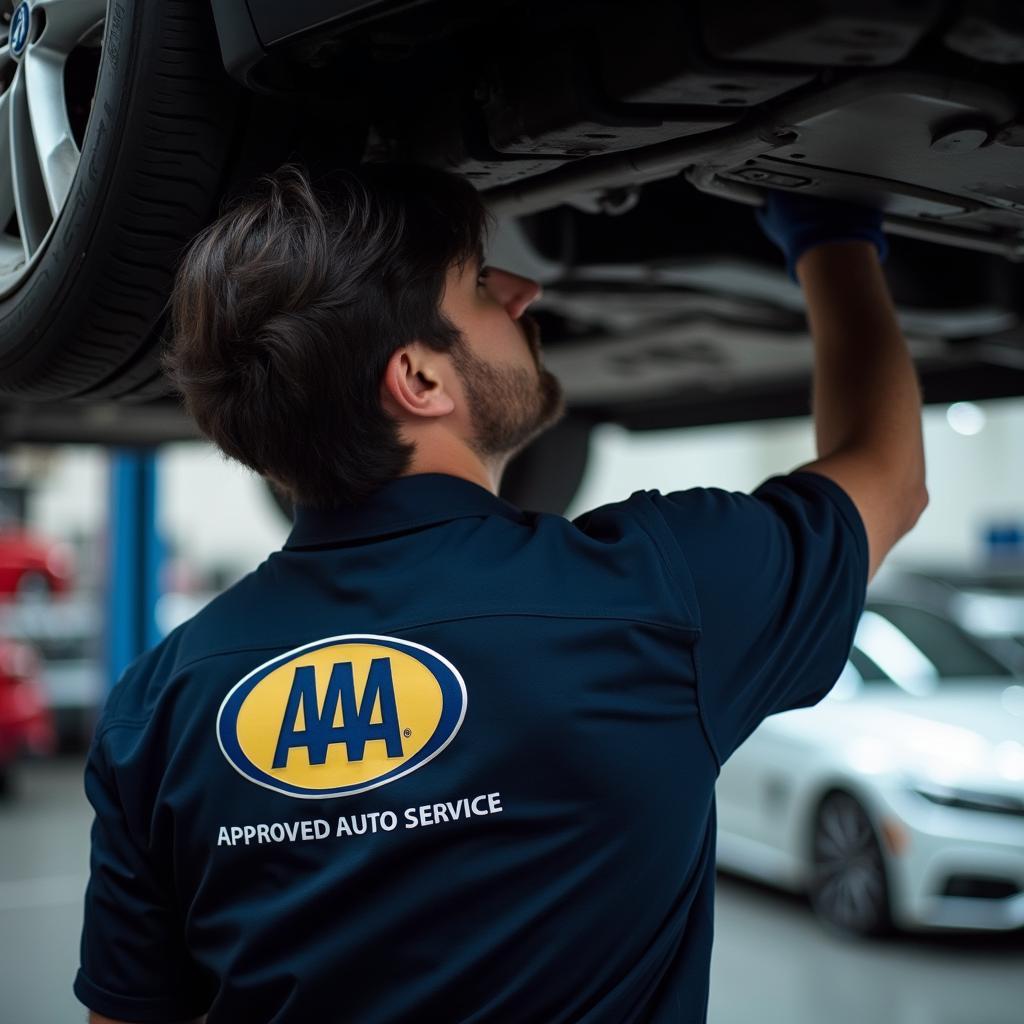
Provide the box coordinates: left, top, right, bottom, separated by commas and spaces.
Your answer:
2, 758, 1021, 1024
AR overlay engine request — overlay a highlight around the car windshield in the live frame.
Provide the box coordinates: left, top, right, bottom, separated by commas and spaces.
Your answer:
837, 601, 1014, 698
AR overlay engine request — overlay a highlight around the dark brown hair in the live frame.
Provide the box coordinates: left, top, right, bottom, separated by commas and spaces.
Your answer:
162, 161, 491, 509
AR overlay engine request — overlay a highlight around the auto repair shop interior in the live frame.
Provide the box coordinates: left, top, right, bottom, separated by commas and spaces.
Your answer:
0, 1, 1022, 1022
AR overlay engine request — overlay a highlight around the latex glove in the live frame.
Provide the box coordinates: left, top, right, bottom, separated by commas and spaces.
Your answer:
755, 190, 888, 281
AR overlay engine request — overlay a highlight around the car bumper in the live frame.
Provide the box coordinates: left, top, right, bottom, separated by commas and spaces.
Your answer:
877, 788, 1024, 932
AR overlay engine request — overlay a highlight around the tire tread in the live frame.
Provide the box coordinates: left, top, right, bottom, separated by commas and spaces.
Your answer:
0, 0, 245, 400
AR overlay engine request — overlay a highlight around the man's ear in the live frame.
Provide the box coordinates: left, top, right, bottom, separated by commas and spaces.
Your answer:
381, 343, 456, 419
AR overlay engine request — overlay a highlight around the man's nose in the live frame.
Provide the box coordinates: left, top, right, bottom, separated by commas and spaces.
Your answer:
487, 267, 543, 320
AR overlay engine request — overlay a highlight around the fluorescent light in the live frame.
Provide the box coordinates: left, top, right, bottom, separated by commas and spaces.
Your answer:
946, 401, 986, 436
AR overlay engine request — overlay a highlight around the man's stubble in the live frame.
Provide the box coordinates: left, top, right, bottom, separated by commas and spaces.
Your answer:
450, 314, 567, 465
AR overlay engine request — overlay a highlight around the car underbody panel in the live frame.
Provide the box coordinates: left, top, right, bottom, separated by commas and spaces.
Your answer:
237, 0, 1024, 253
4, 0, 1024, 441
186, 0, 1024, 436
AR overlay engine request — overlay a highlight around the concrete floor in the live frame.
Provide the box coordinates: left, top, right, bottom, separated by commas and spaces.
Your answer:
2, 757, 1022, 1024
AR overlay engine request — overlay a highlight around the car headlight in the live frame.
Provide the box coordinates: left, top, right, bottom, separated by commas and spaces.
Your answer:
910, 780, 1024, 818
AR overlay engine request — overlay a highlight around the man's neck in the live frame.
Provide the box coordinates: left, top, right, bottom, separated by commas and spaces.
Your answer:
399, 448, 504, 496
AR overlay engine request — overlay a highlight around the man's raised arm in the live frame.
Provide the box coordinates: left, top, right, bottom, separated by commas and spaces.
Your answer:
756, 192, 928, 582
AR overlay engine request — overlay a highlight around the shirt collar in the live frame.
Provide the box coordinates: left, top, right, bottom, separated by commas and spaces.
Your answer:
283, 472, 527, 549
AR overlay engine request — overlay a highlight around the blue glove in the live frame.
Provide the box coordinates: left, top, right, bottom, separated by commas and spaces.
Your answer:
755, 191, 888, 281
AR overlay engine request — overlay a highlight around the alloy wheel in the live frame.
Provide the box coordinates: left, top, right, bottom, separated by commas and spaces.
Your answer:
809, 791, 892, 935
0, 0, 106, 297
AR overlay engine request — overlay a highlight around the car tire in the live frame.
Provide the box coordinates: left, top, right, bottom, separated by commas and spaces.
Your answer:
14, 569, 50, 601
807, 790, 894, 937
499, 413, 594, 515
0, 0, 243, 400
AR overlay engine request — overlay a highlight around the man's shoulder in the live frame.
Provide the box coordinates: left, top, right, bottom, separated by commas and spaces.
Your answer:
100, 567, 276, 730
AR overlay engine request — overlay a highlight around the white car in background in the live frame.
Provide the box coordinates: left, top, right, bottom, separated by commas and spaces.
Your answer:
716, 600, 1024, 936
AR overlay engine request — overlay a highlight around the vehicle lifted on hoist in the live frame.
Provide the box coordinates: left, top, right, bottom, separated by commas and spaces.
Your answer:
0, 0, 1022, 511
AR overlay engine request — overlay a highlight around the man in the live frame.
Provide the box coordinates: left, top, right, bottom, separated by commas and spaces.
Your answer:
76, 162, 927, 1023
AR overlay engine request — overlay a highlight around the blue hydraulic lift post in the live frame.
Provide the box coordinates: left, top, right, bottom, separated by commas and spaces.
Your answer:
104, 449, 164, 692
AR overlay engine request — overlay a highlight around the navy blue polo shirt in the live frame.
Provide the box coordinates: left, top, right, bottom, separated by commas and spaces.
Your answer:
75, 469, 867, 1024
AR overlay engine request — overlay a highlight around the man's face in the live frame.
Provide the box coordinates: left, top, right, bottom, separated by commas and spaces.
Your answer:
440, 252, 566, 463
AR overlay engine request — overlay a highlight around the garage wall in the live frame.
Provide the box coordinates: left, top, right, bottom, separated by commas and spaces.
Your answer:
18, 396, 1024, 584
568, 396, 1024, 570
158, 443, 290, 574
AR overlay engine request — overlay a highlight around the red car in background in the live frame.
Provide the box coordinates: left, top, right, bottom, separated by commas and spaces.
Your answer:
0, 531, 75, 601
0, 638, 55, 796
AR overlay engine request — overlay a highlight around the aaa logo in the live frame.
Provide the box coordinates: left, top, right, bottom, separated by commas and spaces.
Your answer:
217, 635, 467, 799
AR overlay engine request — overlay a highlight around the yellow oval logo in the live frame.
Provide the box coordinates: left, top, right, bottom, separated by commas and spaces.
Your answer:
217, 634, 467, 799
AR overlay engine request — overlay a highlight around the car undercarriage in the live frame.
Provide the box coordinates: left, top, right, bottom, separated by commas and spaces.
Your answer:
0, 0, 1022, 465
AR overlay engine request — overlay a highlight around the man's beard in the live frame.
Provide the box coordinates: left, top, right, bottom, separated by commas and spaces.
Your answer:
449, 316, 566, 464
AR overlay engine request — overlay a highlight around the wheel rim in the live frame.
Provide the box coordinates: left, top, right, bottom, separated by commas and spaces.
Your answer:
15, 569, 48, 600
0, 0, 106, 298
810, 792, 888, 932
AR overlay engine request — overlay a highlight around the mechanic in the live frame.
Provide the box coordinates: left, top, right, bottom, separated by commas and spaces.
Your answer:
75, 163, 927, 1024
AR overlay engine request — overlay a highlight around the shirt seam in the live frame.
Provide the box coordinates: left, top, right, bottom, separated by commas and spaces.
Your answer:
284, 509, 526, 549
627, 497, 723, 771
785, 471, 869, 569
688, 639, 722, 773
74, 967, 206, 1021
628, 499, 701, 626
173, 609, 698, 674
97, 609, 701, 737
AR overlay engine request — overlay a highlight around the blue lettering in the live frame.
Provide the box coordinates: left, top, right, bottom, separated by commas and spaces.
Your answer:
272, 658, 404, 768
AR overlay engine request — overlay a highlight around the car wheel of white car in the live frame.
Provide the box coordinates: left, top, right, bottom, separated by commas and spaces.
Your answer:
808, 791, 893, 937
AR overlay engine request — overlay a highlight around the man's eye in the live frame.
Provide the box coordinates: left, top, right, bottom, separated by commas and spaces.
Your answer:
476, 267, 490, 287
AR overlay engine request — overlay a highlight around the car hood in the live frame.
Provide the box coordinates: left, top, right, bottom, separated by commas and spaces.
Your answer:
771, 682, 1024, 792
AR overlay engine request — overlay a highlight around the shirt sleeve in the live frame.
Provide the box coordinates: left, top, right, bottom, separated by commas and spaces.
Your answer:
74, 724, 208, 1023
641, 470, 869, 767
